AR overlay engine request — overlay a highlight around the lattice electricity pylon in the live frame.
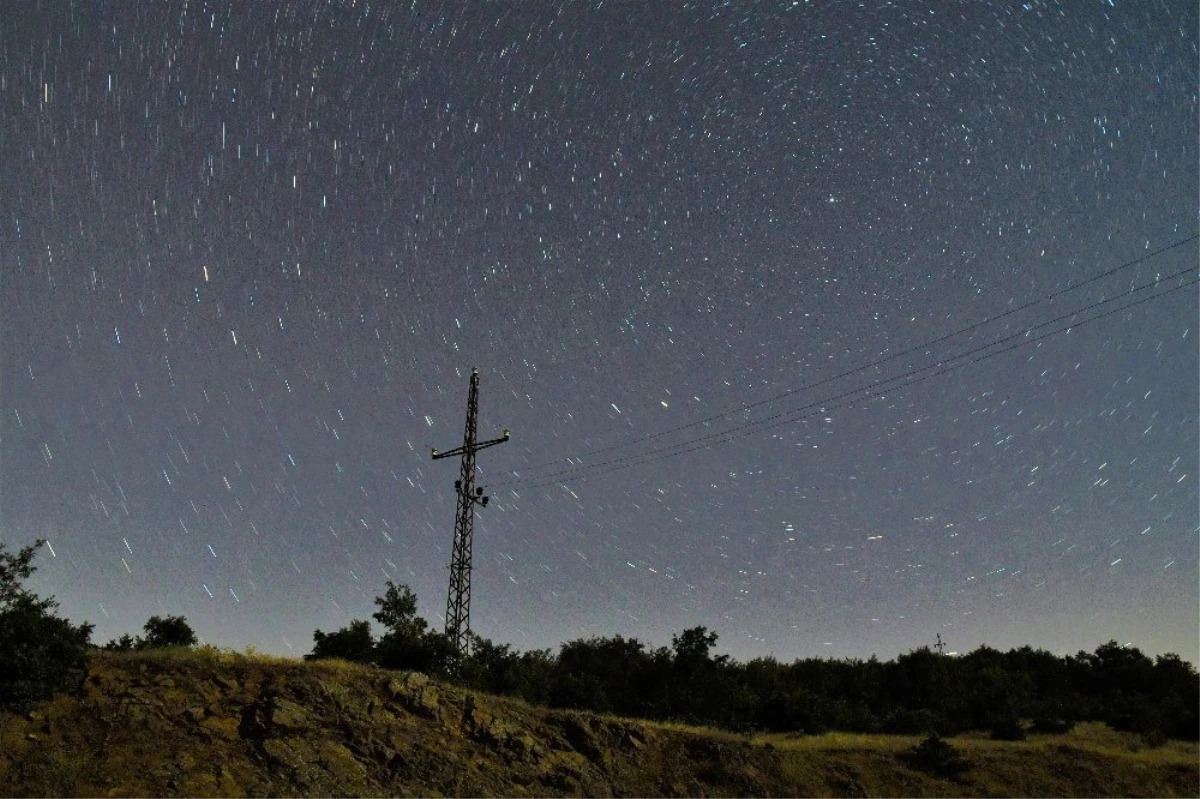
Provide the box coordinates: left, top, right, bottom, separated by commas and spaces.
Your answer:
431, 367, 510, 657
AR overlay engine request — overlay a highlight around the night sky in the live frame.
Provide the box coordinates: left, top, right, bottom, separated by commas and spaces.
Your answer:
3, 1, 1197, 665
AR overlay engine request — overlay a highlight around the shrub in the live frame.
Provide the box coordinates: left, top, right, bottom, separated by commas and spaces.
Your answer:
1030, 714, 1075, 735
903, 733, 971, 778
882, 707, 947, 736
306, 619, 376, 663
0, 540, 94, 713
102, 633, 137, 652
989, 716, 1027, 741
141, 615, 198, 649
102, 615, 197, 652
1140, 729, 1168, 749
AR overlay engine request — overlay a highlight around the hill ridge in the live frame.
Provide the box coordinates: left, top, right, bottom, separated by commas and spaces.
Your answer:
1, 650, 1196, 797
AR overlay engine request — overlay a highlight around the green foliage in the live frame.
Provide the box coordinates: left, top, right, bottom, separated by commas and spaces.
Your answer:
376, 627, 457, 676
1140, 729, 1169, 749
6, 541, 1194, 753
0, 540, 42, 607
882, 707, 947, 736
305, 619, 376, 663
141, 615, 198, 649
668, 626, 737, 724
371, 582, 456, 675
0, 539, 94, 713
550, 634, 663, 717
303, 580, 1200, 744
1030, 708, 1076, 735
904, 733, 971, 778
457, 633, 555, 700
304, 582, 455, 676
373, 582, 427, 639
489, 636, 1197, 742
103, 633, 138, 652
103, 615, 197, 651
672, 626, 719, 665
989, 716, 1027, 741
461, 645, 557, 706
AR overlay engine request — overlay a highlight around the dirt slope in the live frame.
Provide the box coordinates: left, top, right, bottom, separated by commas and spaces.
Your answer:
0, 650, 1195, 797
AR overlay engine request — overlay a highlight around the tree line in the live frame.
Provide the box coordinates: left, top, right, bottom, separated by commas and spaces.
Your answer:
2, 539, 1196, 742
304, 580, 1198, 742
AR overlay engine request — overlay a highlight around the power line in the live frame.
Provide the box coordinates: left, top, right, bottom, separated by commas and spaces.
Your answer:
489, 270, 1197, 493
500, 277, 1197, 493
503, 235, 1197, 478
62, 233, 1197, 480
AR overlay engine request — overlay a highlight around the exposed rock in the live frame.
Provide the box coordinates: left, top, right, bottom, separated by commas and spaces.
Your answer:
463, 694, 510, 745
318, 740, 369, 783
199, 714, 239, 741
387, 671, 441, 719
556, 712, 611, 768
268, 697, 309, 730
0, 652, 1194, 799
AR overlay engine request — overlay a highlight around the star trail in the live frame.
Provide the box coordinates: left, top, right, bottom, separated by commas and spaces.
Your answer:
2, 1, 1197, 664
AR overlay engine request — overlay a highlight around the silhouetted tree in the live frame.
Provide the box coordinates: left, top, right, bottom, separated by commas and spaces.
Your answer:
306, 619, 376, 663
458, 633, 513, 692
102, 615, 197, 652
302, 582, 454, 674
672, 626, 719, 665
301, 582, 1200, 742
103, 633, 138, 652
1153, 653, 1199, 739
508, 647, 557, 706
372, 581, 456, 675
140, 615, 198, 649
669, 626, 733, 723
372, 582, 426, 639
550, 634, 660, 717
0, 540, 94, 712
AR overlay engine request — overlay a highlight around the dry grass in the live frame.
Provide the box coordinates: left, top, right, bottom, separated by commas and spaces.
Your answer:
647, 717, 1197, 762
641, 717, 1199, 798
100, 644, 297, 665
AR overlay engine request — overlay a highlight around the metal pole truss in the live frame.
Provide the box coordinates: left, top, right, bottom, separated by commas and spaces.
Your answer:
431, 367, 509, 656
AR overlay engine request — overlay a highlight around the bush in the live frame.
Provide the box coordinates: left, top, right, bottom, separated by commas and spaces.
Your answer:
1140, 729, 1168, 749
306, 619, 376, 663
883, 707, 947, 736
102, 633, 137, 652
0, 540, 94, 713
989, 716, 1027, 741
303, 582, 458, 676
375, 628, 457, 676
102, 615, 197, 652
1030, 714, 1075, 735
141, 615, 198, 649
903, 733, 971, 778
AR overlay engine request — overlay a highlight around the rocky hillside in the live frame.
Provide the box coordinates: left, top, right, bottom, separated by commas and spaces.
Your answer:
0, 650, 1195, 797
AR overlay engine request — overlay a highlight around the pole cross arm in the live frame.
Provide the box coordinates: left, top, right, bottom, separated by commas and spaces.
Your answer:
474, 430, 512, 451
431, 428, 510, 460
